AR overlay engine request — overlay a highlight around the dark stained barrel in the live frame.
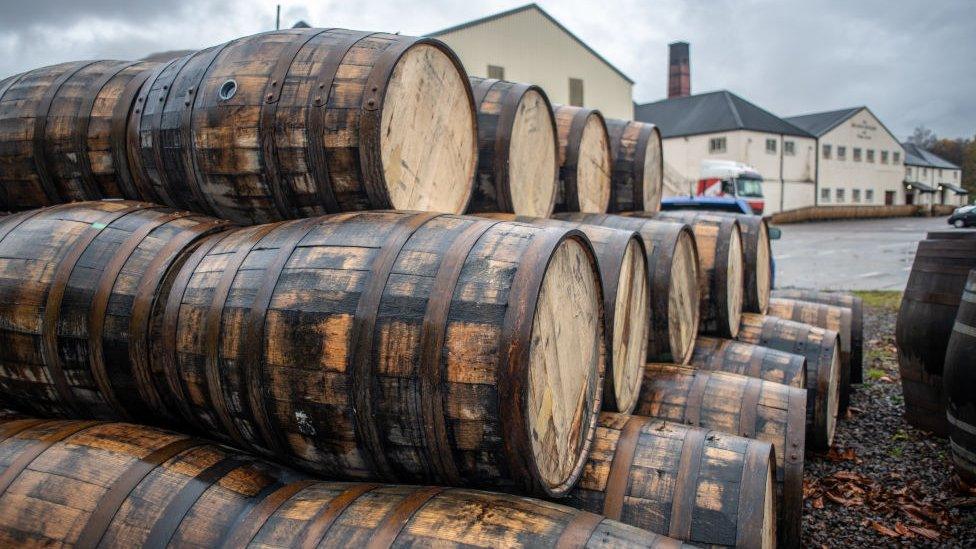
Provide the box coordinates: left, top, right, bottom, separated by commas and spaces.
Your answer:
129, 29, 478, 224
896, 235, 976, 436
945, 269, 976, 485
690, 336, 807, 389
552, 105, 612, 213
568, 412, 777, 548
604, 119, 663, 214
0, 60, 158, 210
555, 213, 701, 364
466, 77, 558, 217
772, 289, 863, 383
738, 313, 840, 451
0, 418, 689, 548
637, 364, 807, 548
652, 211, 744, 338
0, 201, 230, 421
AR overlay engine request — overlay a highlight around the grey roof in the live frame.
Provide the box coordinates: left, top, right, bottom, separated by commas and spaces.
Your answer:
904, 180, 936, 193
784, 107, 862, 137
634, 90, 812, 139
901, 142, 961, 170
292, 20, 311, 28
942, 182, 968, 194
428, 3, 634, 84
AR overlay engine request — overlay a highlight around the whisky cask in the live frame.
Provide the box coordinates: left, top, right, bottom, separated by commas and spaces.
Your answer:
945, 270, 976, 485
477, 214, 650, 414
555, 213, 700, 364
466, 78, 558, 217
568, 412, 776, 548
155, 211, 605, 496
768, 298, 853, 414
772, 289, 863, 383
896, 236, 976, 436
0, 60, 158, 210
690, 336, 807, 389
717, 214, 771, 314
653, 211, 744, 338
738, 313, 840, 451
604, 119, 663, 214
0, 418, 690, 548
130, 29, 478, 224
637, 365, 807, 548
0, 201, 230, 421
552, 105, 612, 213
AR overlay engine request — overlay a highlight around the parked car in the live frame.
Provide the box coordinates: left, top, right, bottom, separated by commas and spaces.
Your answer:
948, 205, 976, 228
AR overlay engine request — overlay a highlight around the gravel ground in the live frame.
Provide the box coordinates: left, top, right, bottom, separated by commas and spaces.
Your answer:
801, 292, 976, 548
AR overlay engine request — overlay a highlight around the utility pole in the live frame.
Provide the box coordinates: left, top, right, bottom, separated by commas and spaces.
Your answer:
275, 5, 281, 30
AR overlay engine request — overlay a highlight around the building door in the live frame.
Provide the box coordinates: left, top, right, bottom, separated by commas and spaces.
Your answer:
885, 191, 896, 205
905, 192, 915, 205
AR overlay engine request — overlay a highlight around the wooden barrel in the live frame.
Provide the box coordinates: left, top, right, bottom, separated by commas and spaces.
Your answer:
652, 211, 744, 338
690, 336, 807, 389
767, 298, 853, 414
945, 270, 976, 485
637, 364, 807, 548
0, 418, 689, 549
738, 313, 840, 451
896, 236, 976, 436
927, 229, 976, 240
568, 412, 776, 548
129, 29, 478, 224
554, 213, 700, 364
0, 201, 230, 421
552, 105, 612, 213
153, 211, 605, 496
772, 289, 863, 383
477, 214, 650, 414
466, 77, 558, 217
0, 60, 158, 211
715, 214, 771, 314
604, 119, 663, 214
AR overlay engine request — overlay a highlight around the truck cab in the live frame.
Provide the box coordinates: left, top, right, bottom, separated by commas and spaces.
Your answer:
697, 160, 765, 214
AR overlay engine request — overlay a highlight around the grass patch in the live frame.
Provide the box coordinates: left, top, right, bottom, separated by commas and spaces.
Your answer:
890, 446, 904, 458
866, 368, 887, 381
854, 290, 902, 311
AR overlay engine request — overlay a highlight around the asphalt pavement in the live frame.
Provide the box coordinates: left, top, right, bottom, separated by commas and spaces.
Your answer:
771, 215, 953, 291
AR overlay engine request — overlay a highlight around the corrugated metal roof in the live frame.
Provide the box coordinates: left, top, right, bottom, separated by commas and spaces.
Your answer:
634, 90, 812, 138
902, 142, 960, 169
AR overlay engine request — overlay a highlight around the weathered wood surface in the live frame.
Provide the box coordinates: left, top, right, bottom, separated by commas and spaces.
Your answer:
554, 213, 700, 364
567, 412, 776, 548
604, 119, 662, 214
945, 269, 976, 485
0, 418, 690, 548
738, 313, 840, 451
896, 236, 976, 436
466, 78, 558, 217
690, 337, 807, 389
477, 214, 649, 414
637, 364, 806, 548
0, 201, 230, 422
0, 60, 158, 211
130, 29, 478, 225
552, 105, 611, 213
768, 298, 853, 414
713, 213, 770, 314
651, 211, 744, 338
772, 289, 863, 383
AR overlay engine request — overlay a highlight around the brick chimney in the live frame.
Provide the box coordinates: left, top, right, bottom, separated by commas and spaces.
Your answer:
668, 41, 690, 98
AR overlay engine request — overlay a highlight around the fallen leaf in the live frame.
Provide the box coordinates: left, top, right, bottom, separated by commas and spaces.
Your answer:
869, 521, 900, 538
879, 375, 893, 382
893, 522, 913, 538
811, 496, 824, 509
906, 525, 941, 541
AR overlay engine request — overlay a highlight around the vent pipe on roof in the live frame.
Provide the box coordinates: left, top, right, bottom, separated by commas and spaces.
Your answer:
668, 41, 690, 98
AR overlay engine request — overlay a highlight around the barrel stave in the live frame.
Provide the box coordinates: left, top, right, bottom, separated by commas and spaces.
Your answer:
690, 336, 807, 389
604, 119, 663, 214
771, 289, 863, 383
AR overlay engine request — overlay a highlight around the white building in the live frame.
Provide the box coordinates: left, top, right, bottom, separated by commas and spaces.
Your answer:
785, 107, 906, 207
428, 4, 635, 120
902, 143, 968, 206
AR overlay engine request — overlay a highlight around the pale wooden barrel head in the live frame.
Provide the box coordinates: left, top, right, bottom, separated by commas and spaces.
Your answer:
826, 342, 840, 445
756, 222, 772, 314
761, 457, 777, 549
641, 131, 663, 212
576, 114, 612, 213
528, 236, 603, 491
381, 44, 476, 213
612, 238, 650, 413
509, 89, 557, 217
669, 229, 701, 364
726, 225, 744, 338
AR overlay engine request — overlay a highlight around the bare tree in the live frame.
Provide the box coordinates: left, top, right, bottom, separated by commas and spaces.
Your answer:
907, 126, 937, 149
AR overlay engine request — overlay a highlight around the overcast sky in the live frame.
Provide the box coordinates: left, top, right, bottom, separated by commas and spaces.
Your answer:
1, 0, 973, 139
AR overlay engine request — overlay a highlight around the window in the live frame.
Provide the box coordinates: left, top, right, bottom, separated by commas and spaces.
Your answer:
867, 149, 875, 163
784, 141, 795, 155
893, 152, 901, 163
853, 148, 862, 162
881, 150, 889, 164
569, 78, 584, 107
905, 166, 911, 177
836, 188, 845, 202
487, 65, 505, 80
837, 146, 847, 160
708, 137, 727, 153
923, 168, 928, 176
853, 189, 861, 203
765, 139, 777, 154
866, 189, 874, 202
822, 144, 832, 159
821, 188, 831, 202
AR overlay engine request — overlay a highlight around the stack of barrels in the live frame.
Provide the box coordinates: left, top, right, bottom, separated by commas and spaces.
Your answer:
0, 26, 864, 549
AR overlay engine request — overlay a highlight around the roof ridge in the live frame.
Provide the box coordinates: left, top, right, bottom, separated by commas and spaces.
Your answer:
723, 91, 744, 128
